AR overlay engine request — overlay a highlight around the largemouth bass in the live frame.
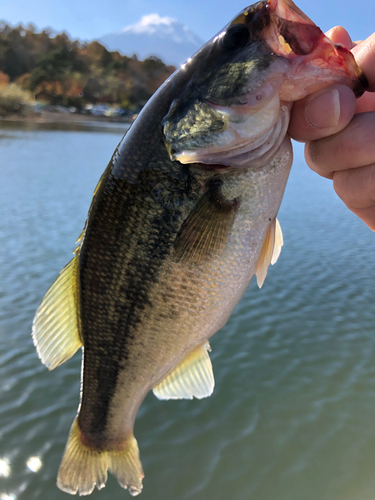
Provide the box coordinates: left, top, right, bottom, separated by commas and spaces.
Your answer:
32, 0, 367, 496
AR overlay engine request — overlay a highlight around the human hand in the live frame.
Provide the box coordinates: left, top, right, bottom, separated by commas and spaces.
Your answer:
288, 27, 375, 231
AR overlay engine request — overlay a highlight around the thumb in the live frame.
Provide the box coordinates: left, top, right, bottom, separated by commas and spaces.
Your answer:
288, 84, 357, 142
288, 25, 357, 142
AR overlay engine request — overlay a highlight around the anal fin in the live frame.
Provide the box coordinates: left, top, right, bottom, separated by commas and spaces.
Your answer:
32, 255, 82, 370
255, 217, 283, 288
153, 343, 214, 400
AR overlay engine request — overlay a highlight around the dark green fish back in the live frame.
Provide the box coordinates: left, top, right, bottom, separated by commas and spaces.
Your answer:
77, 138, 200, 440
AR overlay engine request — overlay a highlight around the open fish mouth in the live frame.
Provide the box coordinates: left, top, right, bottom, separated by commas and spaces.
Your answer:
163, 0, 367, 169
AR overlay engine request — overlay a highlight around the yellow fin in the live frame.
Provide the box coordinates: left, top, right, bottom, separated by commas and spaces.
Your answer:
32, 256, 82, 370
108, 436, 144, 496
74, 229, 85, 255
75, 228, 85, 246
271, 218, 283, 265
57, 418, 144, 496
153, 343, 214, 400
255, 218, 283, 289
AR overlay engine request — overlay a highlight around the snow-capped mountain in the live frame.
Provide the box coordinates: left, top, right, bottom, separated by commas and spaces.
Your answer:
99, 14, 205, 66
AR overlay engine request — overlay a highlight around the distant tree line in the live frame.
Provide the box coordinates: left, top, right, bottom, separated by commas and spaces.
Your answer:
0, 22, 175, 111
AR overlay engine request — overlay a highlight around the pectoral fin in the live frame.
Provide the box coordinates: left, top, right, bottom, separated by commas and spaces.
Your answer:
173, 178, 238, 264
153, 343, 214, 400
32, 255, 82, 370
255, 218, 283, 288
271, 218, 283, 265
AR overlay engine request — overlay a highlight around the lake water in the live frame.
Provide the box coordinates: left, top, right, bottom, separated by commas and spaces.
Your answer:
1, 120, 375, 500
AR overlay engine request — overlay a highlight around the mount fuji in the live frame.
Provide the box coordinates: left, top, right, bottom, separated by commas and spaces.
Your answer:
99, 14, 205, 67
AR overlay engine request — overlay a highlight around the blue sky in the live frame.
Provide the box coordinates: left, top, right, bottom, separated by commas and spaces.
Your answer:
1, 0, 374, 45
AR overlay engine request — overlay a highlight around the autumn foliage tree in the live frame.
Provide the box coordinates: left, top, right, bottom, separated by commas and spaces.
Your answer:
0, 22, 175, 110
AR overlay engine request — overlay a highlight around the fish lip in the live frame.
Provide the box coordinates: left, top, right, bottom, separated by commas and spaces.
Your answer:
265, 0, 315, 25
262, 0, 368, 98
173, 104, 290, 170
333, 44, 369, 97
222, 104, 290, 168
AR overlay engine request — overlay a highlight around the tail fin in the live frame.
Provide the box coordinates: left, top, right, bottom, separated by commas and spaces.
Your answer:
57, 419, 144, 496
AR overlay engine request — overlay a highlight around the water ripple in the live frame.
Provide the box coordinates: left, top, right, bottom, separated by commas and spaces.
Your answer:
1, 128, 375, 500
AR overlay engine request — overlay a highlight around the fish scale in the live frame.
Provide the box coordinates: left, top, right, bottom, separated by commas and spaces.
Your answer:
81, 139, 291, 453
78, 170, 188, 436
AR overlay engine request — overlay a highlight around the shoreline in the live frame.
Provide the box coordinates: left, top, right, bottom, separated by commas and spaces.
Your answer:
0, 110, 132, 125
0, 111, 132, 134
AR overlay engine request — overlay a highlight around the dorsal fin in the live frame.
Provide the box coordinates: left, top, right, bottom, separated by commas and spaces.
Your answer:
153, 343, 214, 400
32, 255, 82, 370
74, 229, 85, 254
255, 218, 283, 288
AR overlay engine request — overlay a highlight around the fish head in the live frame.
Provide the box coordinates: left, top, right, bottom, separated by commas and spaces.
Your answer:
163, 0, 367, 168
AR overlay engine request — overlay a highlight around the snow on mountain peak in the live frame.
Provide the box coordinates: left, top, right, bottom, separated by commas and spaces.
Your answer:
99, 14, 205, 66
121, 14, 177, 35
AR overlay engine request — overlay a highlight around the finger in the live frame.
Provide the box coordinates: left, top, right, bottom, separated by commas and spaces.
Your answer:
352, 32, 375, 91
333, 164, 375, 231
333, 163, 375, 209
346, 206, 375, 231
288, 85, 357, 142
325, 26, 354, 49
356, 91, 375, 113
305, 112, 375, 178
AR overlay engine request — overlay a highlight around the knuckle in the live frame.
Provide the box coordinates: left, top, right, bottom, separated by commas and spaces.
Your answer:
333, 165, 375, 209
308, 140, 320, 163
332, 171, 349, 202
305, 140, 324, 173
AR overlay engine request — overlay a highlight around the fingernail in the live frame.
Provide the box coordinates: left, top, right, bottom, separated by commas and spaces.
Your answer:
305, 88, 341, 129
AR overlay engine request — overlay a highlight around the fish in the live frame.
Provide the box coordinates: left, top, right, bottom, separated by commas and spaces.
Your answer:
32, 0, 367, 496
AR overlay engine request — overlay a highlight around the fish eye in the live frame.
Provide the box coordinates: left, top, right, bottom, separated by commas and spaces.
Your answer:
222, 24, 250, 50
